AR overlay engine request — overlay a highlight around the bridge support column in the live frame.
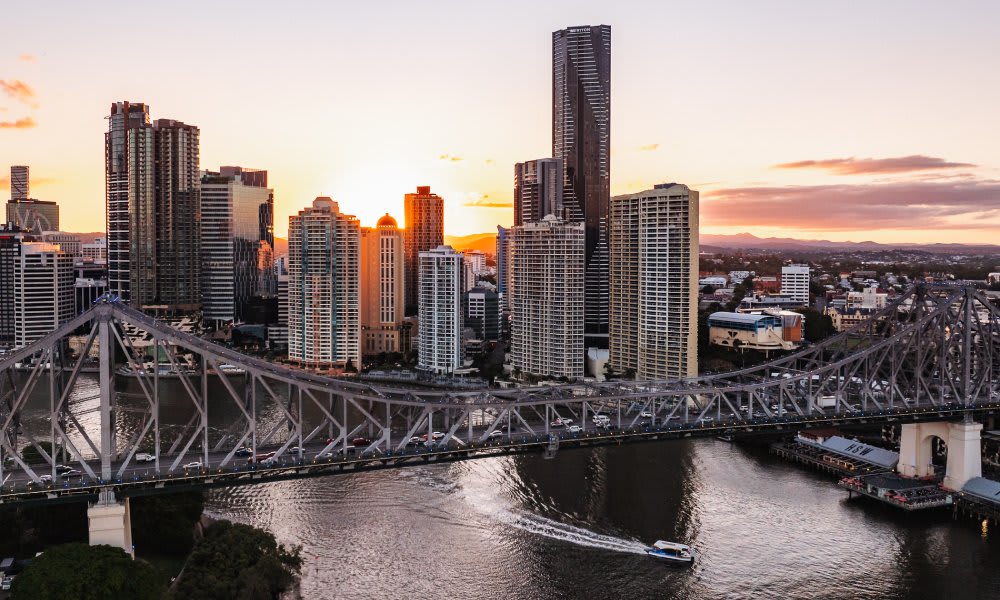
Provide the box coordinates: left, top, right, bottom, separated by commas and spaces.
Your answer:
943, 420, 982, 491
88, 489, 133, 558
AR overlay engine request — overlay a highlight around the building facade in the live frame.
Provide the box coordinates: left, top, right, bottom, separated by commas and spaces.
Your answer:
201, 167, 275, 325
10, 166, 29, 200
0, 226, 26, 344
417, 245, 463, 374
464, 287, 499, 342
153, 119, 201, 312
13, 242, 74, 348
514, 158, 563, 225
510, 216, 585, 379
287, 197, 360, 369
403, 186, 444, 315
495, 225, 509, 311
553, 25, 611, 349
781, 264, 811, 306
40, 232, 81, 256
5, 199, 59, 233
610, 183, 699, 380
360, 214, 405, 356
106, 101, 155, 305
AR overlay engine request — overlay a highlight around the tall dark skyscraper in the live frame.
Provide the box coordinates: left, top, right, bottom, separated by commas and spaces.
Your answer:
106, 101, 155, 305
403, 186, 444, 316
553, 25, 611, 348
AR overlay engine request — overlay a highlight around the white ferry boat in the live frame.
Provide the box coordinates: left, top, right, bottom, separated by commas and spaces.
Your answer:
646, 540, 695, 565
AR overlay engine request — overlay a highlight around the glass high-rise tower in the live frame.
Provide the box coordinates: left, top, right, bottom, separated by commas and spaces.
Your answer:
553, 25, 611, 349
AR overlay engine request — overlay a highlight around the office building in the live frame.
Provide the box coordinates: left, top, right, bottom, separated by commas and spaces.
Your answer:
40, 232, 81, 256
553, 25, 612, 349
81, 237, 107, 262
10, 166, 29, 200
781, 264, 812, 306
201, 166, 275, 325
464, 287, 499, 342
360, 214, 405, 356
514, 158, 563, 225
153, 118, 201, 312
496, 225, 509, 309
106, 101, 155, 305
13, 242, 74, 348
0, 226, 27, 343
510, 215, 585, 379
287, 197, 360, 369
417, 245, 463, 374
609, 183, 699, 379
75, 277, 108, 316
403, 186, 443, 315
6, 199, 59, 233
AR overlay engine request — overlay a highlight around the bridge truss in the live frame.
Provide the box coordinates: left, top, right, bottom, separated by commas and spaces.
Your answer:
0, 284, 998, 504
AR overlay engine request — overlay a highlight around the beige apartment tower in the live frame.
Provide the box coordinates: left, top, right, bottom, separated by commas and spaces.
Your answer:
609, 183, 699, 380
360, 214, 405, 356
509, 215, 585, 379
287, 197, 360, 370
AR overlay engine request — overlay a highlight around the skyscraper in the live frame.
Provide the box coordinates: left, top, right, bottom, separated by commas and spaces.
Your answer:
514, 158, 563, 225
495, 225, 510, 312
403, 186, 443, 315
510, 215, 585, 379
201, 166, 275, 325
0, 226, 26, 344
553, 25, 611, 349
609, 183, 699, 380
153, 118, 201, 312
13, 242, 74, 348
5, 199, 59, 233
360, 214, 405, 356
417, 245, 463, 374
287, 197, 360, 370
781, 264, 812, 306
106, 101, 155, 306
10, 166, 29, 200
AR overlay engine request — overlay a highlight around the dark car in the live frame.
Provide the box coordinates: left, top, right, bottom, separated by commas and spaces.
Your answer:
234, 447, 253, 457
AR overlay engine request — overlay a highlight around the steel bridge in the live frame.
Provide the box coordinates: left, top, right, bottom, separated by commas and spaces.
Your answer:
1, 284, 998, 506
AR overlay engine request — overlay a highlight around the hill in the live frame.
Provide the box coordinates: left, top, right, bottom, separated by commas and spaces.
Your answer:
444, 233, 497, 255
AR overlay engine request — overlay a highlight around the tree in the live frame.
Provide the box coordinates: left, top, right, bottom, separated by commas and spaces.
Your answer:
796, 308, 837, 342
130, 491, 204, 556
11, 543, 163, 600
170, 520, 302, 600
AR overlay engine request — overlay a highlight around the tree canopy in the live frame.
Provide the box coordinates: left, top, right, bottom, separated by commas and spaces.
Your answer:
11, 543, 163, 600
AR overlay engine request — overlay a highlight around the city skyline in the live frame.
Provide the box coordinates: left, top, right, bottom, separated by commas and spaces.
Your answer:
2, 1, 999, 243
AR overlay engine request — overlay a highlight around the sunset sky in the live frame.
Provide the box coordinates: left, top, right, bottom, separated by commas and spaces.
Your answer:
2, 1, 998, 242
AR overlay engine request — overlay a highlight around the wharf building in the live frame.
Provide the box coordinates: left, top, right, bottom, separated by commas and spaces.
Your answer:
201, 167, 276, 326
553, 25, 612, 349
509, 215, 585, 379
403, 186, 443, 316
417, 245, 464, 375
609, 183, 699, 379
287, 197, 360, 370
360, 214, 405, 356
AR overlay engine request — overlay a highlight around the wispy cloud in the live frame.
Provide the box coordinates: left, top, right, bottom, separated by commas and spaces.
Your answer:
484, 159, 495, 165
0, 116, 36, 129
773, 155, 976, 175
639, 143, 660, 152
438, 154, 463, 162
463, 194, 513, 208
18, 54, 37, 63
0, 79, 38, 106
702, 180, 1000, 231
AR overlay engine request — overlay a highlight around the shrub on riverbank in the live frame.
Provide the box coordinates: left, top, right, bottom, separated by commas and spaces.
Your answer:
168, 520, 303, 600
10, 543, 162, 599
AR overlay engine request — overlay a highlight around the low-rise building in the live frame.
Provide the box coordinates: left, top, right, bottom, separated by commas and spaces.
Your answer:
708, 311, 802, 353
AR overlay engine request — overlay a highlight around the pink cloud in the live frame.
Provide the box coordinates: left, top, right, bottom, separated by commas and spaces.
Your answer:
0, 79, 37, 106
0, 116, 36, 129
773, 155, 975, 175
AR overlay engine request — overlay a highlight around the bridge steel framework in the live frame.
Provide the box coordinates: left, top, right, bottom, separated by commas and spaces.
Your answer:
0, 284, 998, 505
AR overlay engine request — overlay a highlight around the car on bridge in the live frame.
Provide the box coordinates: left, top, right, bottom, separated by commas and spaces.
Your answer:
235, 447, 253, 457
59, 469, 81, 479
135, 452, 155, 463
183, 461, 203, 470
248, 452, 276, 464
567, 425, 583, 434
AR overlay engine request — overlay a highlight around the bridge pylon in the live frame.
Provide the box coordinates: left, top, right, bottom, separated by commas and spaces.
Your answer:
88, 488, 134, 558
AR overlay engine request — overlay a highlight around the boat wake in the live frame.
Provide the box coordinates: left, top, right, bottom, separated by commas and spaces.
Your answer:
508, 513, 648, 555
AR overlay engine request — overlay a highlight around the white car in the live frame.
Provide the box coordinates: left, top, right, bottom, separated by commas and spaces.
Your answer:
1, 577, 11, 591
639, 411, 654, 419
38, 474, 53, 483
135, 452, 155, 463
567, 425, 583, 434
183, 461, 202, 470
431, 432, 445, 441
489, 430, 505, 438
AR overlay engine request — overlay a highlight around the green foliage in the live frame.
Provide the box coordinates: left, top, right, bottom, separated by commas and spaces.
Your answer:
0, 502, 88, 557
796, 308, 837, 342
170, 520, 302, 600
11, 543, 163, 600
130, 491, 204, 556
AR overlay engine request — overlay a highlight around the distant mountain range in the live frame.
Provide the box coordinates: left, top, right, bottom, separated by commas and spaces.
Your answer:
66, 231, 1000, 257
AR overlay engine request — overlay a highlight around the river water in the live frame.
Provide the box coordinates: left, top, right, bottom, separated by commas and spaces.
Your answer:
206, 438, 1000, 600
